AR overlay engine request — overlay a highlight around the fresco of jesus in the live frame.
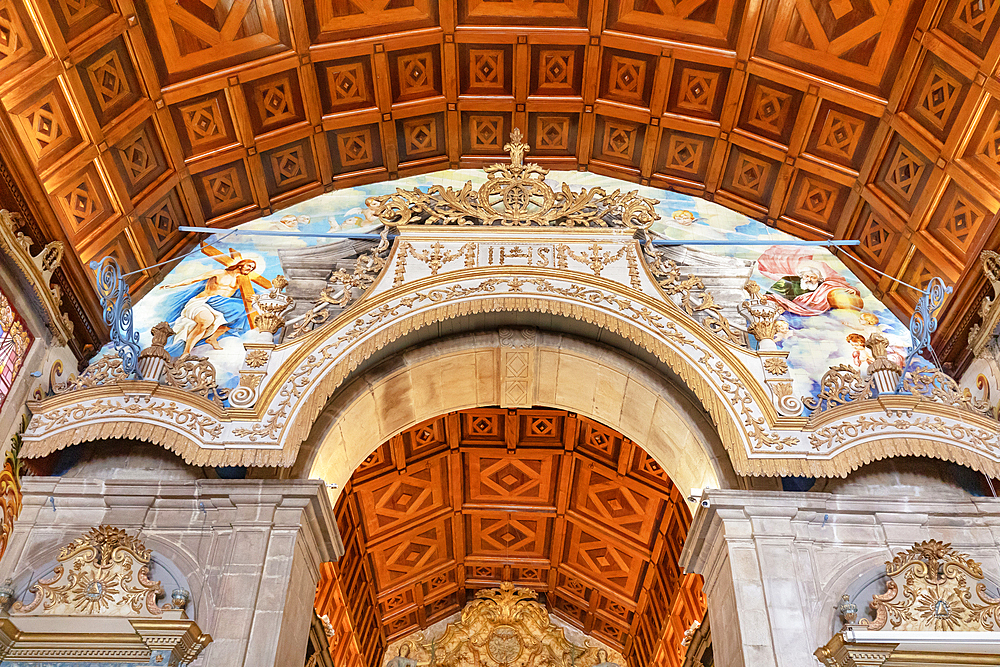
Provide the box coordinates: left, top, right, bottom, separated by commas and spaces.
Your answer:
158, 258, 257, 356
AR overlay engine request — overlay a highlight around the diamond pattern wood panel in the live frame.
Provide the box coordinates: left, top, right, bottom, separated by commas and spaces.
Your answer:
324, 409, 704, 667
2, 0, 1000, 379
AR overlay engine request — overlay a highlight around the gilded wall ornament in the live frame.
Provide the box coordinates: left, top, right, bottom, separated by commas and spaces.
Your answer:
13, 526, 164, 617
366, 129, 658, 229
251, 274, 294, 334
867, 540, 1000, 632
0, 209, 74, 346
163, 354, 228, 406
763, 358, 788, 375
388, 583, 623, 667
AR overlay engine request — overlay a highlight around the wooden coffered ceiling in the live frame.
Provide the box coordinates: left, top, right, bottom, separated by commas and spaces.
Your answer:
0, 0, 999, 371
319, 408, 706, 667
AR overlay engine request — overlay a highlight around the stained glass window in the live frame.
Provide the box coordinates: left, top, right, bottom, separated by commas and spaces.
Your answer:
0, 284, 32, 411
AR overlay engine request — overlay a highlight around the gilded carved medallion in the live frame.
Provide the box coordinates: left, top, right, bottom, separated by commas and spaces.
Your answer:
384, 583, 623, 667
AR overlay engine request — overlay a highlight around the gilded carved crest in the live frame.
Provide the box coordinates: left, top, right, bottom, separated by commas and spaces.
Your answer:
867, 540, 1000, 631
12, 525, 165, 617
388, 583, 622, 667
365, 129, 658, 229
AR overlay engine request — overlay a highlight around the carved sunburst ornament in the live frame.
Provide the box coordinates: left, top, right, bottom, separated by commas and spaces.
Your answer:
868, 540, 1000, 631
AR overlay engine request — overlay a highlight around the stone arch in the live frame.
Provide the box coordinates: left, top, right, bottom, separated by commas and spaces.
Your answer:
296, 328, 741, 505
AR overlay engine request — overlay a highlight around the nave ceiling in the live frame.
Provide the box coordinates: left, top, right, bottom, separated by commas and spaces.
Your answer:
1, 0, 999, 372
317, 407, 706, 667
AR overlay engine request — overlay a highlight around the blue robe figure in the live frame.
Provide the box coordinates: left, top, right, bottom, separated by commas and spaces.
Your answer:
159, 278, 253, 357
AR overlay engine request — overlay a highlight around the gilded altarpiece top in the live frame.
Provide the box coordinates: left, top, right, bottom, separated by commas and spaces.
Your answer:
383, 584, 624, 667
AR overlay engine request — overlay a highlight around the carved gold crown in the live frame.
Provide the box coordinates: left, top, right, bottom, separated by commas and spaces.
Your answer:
365, 129, 659, 229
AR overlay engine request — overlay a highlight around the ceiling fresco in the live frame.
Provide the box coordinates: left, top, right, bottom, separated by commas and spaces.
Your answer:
0, 0, 997, 376
113, 168, 917, 406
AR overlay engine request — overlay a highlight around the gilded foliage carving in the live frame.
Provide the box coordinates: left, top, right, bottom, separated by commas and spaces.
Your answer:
163, 354, 228, 406
641, 240, 740, 345
393, 583, 623, 667
868, 540, 1000, 632
802, 365, 876, 412
13, 526, 163, 617
366, 129, 658, 229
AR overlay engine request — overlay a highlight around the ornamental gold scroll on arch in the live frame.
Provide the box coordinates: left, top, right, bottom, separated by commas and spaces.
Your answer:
12, 525, 168, 617
856, 540, 1000, 632
383, 583, 623, 667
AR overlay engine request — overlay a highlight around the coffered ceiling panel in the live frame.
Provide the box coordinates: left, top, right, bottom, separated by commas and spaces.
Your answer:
2, 0, 1000, 372
325, 408, 706, 667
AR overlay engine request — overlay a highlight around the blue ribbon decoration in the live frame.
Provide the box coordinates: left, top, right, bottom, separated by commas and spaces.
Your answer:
90, 256, 140, 377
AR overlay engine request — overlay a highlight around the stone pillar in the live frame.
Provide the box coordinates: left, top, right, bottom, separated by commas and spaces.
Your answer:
0, 477, 343, 667
679, 488, 1000, 667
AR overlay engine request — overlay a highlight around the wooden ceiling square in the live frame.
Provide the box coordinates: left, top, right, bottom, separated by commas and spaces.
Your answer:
169, 90, 238, 160
316, 57, 376, 114
627, 448, 676, 490
424, 590, 460, 625
925, 180, 993, 262
574, 418, 624, 466
904, 54, 971, 143
78, 37, 143, 127
655, 129, 715, 183
390, 46, 442, 104
783, 171, 850, 234
965, 98, 1000, 181
593, 615, 629, 649
370, 516, 455, 589
54, 163, 114, 239
384, 608, 420, 640
463, 449, 560, 508
50, 0, 115, 44
600, 49, 657, 108
593, 115, 646, 168
459, 44, 513, 96
551, 591, 590, 627
78, 228, 142, 285
754, 0, 921, 96
10, 83, 83, 170
192, 159, 254, 221
530, 46, 585, 97
421, 568, 458, 600
458, 0, 587, 26
243, 69, 307, 136
328, 124, 384, 174
353, 443, 395, 483
261, 137, 318, 197
135, 188, 188, 258
138, 0, 290, 84
528, 113, 579, 155
511, 565, 547, 587
459, 408, 506, 444
805, 101, 877, 172
849, 204, 903, 271
596, 594, 635, 627
517, 409, 566, 446
736, 76, 802, 146
465, 512, 553, 560
562, 521, 647, 599
401, 416, 450, 461
873, 132, 933, 215
396, 112, 447, 163
721, 144, 780, 206
354, 455, 452, 540
893, 249, 957, 309
935, 0, 1000, 60
665, 61, 729, 121
569, 463, 664, 550
604, 0, 744, 48
462, 112, 511, 155
0, 0, 44, 84
307, 0, 438, 42
109, 119, 168, 201
379, 586, 416, 619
